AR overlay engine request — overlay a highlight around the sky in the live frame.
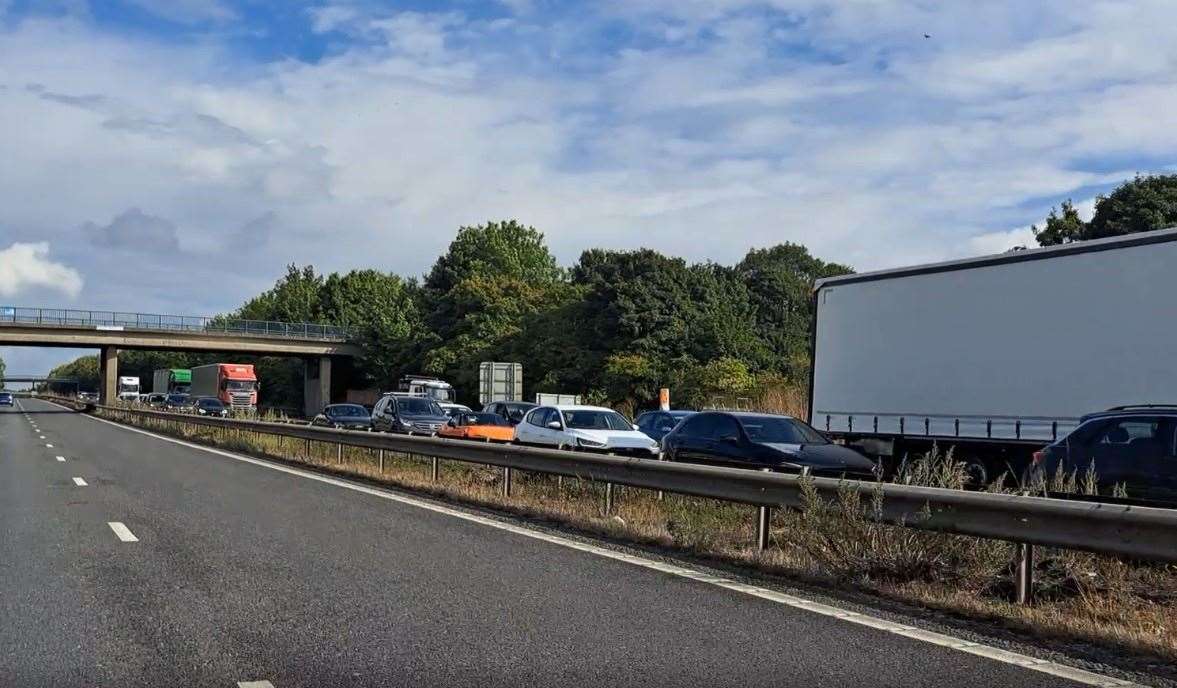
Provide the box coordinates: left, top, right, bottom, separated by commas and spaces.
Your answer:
1, 0, 1175, 375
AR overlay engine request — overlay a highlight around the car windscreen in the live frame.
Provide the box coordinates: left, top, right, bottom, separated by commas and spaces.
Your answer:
198, 398, 224, 409
740, 417, 828, 444
167, 394, 190, 404
329, 405, 368, 417
463, 413, 509, 426
225, 380, 255, 391
397, 397, 441, 415
563, 410, 633, 431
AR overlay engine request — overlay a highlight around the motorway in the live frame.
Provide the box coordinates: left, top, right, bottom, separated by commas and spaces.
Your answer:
0, 398, 1122, 687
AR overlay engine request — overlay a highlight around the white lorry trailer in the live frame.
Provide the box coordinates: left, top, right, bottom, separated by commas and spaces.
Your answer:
478, 362, 522, 406
810, 227, 1177, 484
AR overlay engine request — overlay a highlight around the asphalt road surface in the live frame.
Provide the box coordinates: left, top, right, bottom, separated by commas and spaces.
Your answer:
0, 397, 1113, 687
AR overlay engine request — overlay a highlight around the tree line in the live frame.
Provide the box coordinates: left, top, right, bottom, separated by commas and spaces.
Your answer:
47, 174, 1177, 414
46, 220, 850, 414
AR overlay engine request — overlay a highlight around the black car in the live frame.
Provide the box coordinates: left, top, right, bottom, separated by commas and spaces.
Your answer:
661, 411, 876, 477
482, 400, 538, 425
635, 409, 697, 442
312, 403, 372, 430
0, 392, 13, 407
372, 395, 450, 435
194, 396, 229, 417
164, 393, 193, 411
1027, 406, 1177, 502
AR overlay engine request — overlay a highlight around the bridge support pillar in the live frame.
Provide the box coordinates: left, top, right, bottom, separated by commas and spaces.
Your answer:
99, 346, 118, 404
303, 356, 332, 417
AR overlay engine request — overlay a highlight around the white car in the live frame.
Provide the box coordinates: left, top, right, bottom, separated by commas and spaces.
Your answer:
438, 402, 473, 419
514, 405, 659, 456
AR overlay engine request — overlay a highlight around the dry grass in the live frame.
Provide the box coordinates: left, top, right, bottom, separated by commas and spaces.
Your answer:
102, 407, 1177, 667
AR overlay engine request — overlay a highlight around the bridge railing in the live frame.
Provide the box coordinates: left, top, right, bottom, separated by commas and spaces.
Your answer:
0, 306, 353, 341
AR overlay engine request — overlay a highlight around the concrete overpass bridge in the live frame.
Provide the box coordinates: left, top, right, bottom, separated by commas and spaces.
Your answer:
0, 306, 364, 414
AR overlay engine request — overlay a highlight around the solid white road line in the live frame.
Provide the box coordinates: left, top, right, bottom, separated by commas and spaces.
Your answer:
56, 456, 66, 462
238, 681, 275, 688
64, 403, 1138, 688
107, 522, 138, 542
72, 477, 88, 486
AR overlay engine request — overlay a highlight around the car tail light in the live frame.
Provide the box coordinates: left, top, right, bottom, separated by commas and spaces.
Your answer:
1031, 450, 1045, 465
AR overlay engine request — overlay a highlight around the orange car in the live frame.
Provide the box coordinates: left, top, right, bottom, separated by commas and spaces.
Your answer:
438, 411, 516, 442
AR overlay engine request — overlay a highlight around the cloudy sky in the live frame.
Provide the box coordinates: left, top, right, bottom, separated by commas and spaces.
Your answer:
1, 0, 1173, 374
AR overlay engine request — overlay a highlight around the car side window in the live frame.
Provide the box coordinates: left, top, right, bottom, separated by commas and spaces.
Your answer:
711, 415, 741, 440
636, 412, 653, 431
1086, 417, 1171, 464
526, 408, 547, 427
549, 409, 564, 427
680, 414, 717, 438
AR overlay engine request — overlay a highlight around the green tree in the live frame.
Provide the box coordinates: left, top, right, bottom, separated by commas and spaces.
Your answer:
424, 220, 562, 295
735, 244, 852, 380
1034, 175, 1177, 246
1031, 200, 1086, 246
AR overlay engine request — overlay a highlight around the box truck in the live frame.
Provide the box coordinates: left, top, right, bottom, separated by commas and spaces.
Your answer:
190, 363, 258, 411
397, 375, 456, 403
479, 362, 522, 406
810, 228, 1177, 485
116, 376, 140, 401
152, 368, 191, 394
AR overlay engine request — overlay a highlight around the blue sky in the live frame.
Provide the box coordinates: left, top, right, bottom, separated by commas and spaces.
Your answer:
2, 0, 1176, 374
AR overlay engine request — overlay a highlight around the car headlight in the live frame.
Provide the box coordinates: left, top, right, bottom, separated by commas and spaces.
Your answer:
198, 408, 207, 415
577, 437, 606, 448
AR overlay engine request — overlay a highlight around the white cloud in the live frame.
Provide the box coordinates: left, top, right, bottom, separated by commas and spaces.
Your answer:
2, 0, 1177, 340
0, 242, 83, 298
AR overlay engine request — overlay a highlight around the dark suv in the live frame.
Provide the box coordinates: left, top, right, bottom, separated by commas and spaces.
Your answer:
373, 395, 449, 435
482, 401, 538, 425
1028, 406, 1177, 502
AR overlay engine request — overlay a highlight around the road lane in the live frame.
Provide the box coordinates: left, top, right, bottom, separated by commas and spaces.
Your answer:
3, 398, 1108, 687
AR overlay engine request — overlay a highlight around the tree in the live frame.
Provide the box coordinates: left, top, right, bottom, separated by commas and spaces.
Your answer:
735, 244, 852, 380
424, 220, 563, 295
1032, 200, 1087, 246
1034, 175, 1177, 246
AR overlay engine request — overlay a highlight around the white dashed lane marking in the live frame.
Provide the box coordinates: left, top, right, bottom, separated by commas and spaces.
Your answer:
55, 456, 66, 462
72, 477, 87, 487
238, 681, 275, 688
107, 522, 138, 542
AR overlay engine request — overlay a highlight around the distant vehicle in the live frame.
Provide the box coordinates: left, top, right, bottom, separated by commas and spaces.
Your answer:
193, 396, 229, 417
152, 368, 191, 395
398, 375, 456, 403
438, 412, 516, 443
1027, 407, 1177, 502
372, 395, 449, 435
811, 228, 1177, 485
78, 391, 98, 402
143, 393, 168, 408
438, 402, 473, 418
478, 362, 522, 406
191, 364, 258, 412
116, 376, 140, 401
514, 405, 659, 456
311, 403, 372, 430
661, 411, 876, 477
482, 400, 537, 425
635, 409, 697, 442
164, 393, 193, 411
0, 392, 13, 407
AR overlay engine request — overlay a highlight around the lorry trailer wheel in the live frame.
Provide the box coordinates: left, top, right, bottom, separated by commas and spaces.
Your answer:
963, 461, 988, 488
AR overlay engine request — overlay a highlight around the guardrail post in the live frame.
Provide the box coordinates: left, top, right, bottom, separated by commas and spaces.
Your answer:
756, 467, 773, 551
431, 456, 440, 482
304, 438, 311, 459
336, 442, 343, 464
502, 466, 513, 497
1016, 542, 1034, 605
378, 449, 385, 473
604, 482, 614, 515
